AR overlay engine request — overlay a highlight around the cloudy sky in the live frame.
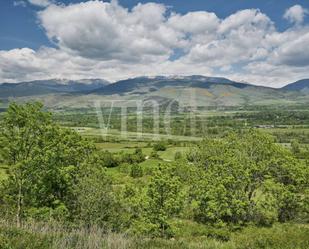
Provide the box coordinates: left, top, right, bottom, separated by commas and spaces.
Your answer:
1, 0, 309, 87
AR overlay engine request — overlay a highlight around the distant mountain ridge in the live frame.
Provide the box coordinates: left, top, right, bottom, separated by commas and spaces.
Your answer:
0, 79, 109, 97
90, 75, 253, 95
0, 76, 308, 108
282, 79, 309, 91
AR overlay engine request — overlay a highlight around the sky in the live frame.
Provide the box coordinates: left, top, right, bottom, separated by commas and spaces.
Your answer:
0, 0, 309, 87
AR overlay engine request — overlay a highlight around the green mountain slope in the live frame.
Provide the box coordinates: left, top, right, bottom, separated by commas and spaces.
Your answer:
0, 76, 308, 109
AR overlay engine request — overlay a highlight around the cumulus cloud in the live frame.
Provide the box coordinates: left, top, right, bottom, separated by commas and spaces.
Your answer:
1, 1, 309, 87
38, 1, 182, 62
272, 32, 309, 66
168, 11, 220, 34
184, 9, 275, 67
284, 5, 308, 25
28, 0, 52, 7
0, 47, 214, 83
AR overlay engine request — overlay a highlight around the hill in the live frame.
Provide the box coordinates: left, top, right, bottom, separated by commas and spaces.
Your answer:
0, 79, 109, 98
282, 79, 309, 91
0, 76, 308, 108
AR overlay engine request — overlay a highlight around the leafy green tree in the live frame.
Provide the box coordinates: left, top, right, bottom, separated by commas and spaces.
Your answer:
100, 150, 119, 168
153, 141, 167, 151
146, 164, 185, 237
291, 139, 301, 155
0, 102, 93, 225
73, 158, 116, 229
191, 130, 308, 226
119, 148, 145, 164
133, 148, 146, 163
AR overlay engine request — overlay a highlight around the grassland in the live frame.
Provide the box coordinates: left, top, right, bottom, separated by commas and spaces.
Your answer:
0, 221, 308, 249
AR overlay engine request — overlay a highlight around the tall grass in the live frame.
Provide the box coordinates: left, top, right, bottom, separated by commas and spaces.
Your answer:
0, 220, 308, 249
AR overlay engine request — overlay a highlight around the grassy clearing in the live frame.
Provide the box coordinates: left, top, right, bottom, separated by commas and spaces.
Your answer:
94, 139, 190, 162
0, 221, 308, 249
95, 142, 148, 149
159, 147, 189, 161
72, 127, 203, 142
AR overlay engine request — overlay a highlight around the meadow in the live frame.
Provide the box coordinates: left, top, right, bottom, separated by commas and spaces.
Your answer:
0, 221, 308, 249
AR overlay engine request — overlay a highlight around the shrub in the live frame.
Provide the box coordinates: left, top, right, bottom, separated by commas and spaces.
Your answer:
130, 164, 143, 178
153, 142, 167, 151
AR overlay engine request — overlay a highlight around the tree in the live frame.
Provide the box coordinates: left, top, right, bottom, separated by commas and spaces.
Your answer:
130, 163, 143, 178
291, 139, 301, 155
191, 130, 308, 226
0, 102, 93, 225
146, 164, 184, 237
153, 141, 167, 151
73, 157, 116, 229
100, 150, 119, 168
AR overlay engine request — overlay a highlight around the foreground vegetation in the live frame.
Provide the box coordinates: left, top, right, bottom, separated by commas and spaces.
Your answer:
0, 221, 308, 249
0, 102, 308, 248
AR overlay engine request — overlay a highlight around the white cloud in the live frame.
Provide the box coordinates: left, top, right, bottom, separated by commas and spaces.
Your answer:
168, 11, 220, 34
185, 9, 275, 66
219, 9, 273, 33
38, 1, 182, 62
284, 5, 309, 25
28, 0, 52, 7
272, 31, 309, 66
1, 1, 309, 87
0, 47, 214, 83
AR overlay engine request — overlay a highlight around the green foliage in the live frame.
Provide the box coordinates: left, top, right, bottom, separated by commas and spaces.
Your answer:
153, 141, 167, 151
99, 150, 119, 168
130, 164, 143, 178
150, 150, 160, 159
174, 151, 182, 160
0, 102, 93, 223
291, 139, 301, 155
190, 130, 308, 226
119, 148, 146, 165
73, 159, 116, 229
0, 222, 308, 249
145, 164, 185, 237
0, 102, 308, 247
0, 226, 51, 249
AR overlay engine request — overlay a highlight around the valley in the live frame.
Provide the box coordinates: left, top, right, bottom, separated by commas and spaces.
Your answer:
0, 77, 308, 249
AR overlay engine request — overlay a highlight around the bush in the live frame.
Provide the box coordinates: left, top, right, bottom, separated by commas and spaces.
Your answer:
101, 150, 119, 168
153, 142, 167, 151
120, 148, 145, 164
130, 164, 143, 178
174, 151, 182, 160
150, 150, 160, 159
0, 226, 51, 249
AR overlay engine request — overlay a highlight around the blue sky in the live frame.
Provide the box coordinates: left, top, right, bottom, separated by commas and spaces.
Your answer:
1, 0, 309, 50
1, 0, 309, 86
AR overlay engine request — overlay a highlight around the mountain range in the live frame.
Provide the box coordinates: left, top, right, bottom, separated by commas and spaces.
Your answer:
0, 76, 308, 108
